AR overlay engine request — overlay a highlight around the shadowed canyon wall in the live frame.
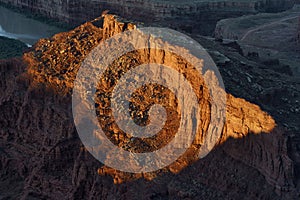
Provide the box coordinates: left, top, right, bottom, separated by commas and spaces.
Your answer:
298, 17, 300, 42
0, 0, 296, 35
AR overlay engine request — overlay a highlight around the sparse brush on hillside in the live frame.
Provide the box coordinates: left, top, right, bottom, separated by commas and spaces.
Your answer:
0, 36, 28, 59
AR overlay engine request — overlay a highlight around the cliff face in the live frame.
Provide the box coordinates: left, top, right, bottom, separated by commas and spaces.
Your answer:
0, 14, 299, 199
0, 0, 295, 35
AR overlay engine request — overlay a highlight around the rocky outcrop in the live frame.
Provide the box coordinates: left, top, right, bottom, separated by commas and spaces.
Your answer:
0, 14, 299, 199
0, 36, 28, 59
0, 0, 296, 35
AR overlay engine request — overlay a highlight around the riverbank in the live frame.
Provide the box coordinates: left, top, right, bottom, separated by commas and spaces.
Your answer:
0, 36, 28, 59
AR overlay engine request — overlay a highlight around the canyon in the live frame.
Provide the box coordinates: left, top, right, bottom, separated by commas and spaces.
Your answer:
0, 0, 296, 35
0, 14, 299, 199
0, 5, 63, 46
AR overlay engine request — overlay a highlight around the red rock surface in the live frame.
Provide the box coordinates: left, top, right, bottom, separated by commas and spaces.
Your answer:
0, 14, 299, 199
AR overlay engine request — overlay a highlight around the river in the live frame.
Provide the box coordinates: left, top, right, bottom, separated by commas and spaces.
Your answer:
0, 6, 63, 46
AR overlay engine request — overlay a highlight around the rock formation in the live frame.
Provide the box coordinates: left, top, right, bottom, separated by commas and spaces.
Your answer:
0, 14, 299, 199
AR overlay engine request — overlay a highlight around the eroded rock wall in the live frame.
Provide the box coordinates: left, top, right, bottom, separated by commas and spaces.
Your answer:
0, 0, 295, 35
